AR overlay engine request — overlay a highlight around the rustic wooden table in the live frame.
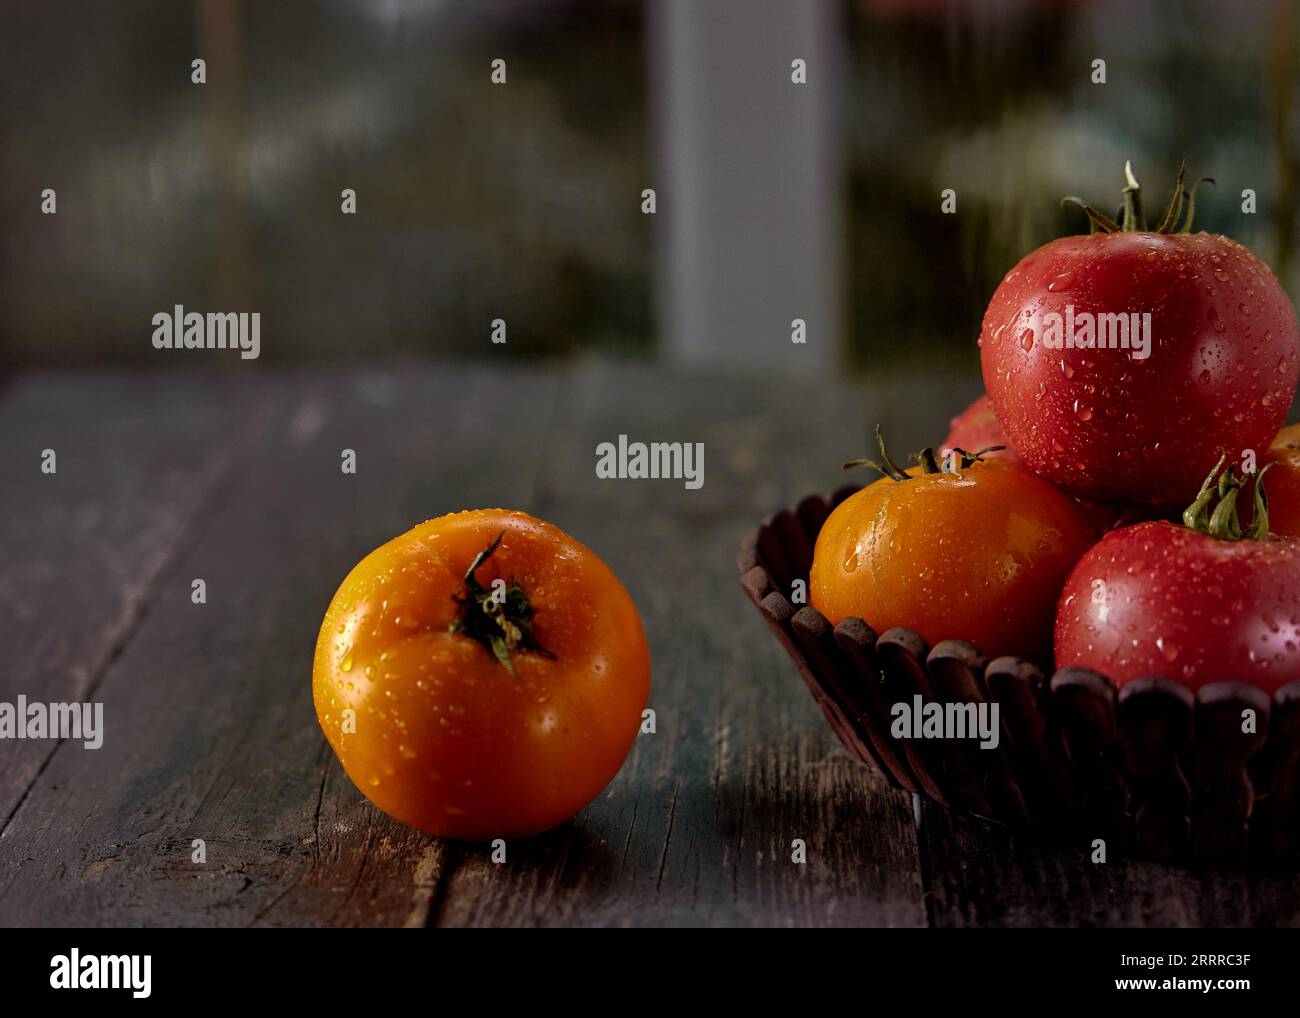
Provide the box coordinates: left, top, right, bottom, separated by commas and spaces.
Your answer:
3, 360, 1298, 927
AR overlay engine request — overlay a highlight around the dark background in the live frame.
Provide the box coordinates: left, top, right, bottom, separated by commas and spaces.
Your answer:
3, 0, 1296, 374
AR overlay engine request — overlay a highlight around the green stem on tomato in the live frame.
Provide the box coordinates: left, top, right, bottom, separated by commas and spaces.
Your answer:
843, 429, 1003, 481
1182, 456, 1275, 542
448, 531, 554, 675
843, 425, 914, 480
1246, 463, 1276, 541
1121, 161, 1146, 231
1064, 161, 1215, 235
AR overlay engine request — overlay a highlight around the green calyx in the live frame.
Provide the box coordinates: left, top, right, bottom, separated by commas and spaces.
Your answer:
1061, 161, 1215, 236
448, 531, 553, 676
843, 425, 1003, 481
1182, 453, 1274, 541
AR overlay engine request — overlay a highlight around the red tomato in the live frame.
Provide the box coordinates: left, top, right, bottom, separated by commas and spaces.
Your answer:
1247, 423, 1300, 539
941, 393, 1019, 464
1055, 460, 1300, 692
980, 166, 1299, 507
942, 392, 1134, 536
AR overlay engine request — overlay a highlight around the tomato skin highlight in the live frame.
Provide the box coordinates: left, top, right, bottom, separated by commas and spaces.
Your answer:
1055, 521, 1300, 693
810, 459, 1094, 663
312, 509, 651, 841
980, 231, 1299, 506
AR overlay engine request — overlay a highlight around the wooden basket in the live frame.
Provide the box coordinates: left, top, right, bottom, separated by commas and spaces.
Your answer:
739, 486, 1300, 867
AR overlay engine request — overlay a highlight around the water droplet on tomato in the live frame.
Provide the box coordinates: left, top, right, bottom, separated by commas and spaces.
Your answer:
1047, 272, 1075, 292
1020, 329, 1035, 351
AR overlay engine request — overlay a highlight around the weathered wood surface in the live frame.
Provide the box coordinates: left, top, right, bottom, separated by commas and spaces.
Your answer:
1, 362, 1298, 927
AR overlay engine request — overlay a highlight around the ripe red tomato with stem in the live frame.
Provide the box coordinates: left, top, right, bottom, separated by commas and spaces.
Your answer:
1055, 457, 1300, 692
981, 162, 1299, 507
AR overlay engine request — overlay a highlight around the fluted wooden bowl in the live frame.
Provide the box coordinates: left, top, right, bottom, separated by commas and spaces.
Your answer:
739, 486, 1300, 867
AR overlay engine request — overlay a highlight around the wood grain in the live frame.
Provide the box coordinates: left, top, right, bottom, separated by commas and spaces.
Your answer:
432, 361, 926, 926
0, 373, 267, 824
0, 366, 557, 926
916, 799, 1300, 928
7, 364, 1296, 926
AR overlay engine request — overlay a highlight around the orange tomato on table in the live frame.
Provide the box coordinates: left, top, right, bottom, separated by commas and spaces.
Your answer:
313, 509, 651, 840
